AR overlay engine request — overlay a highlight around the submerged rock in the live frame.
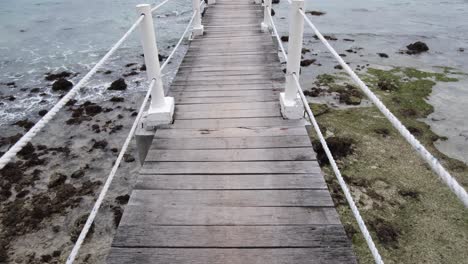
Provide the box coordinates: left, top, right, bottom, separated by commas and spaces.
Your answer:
300, 59, 316, 67
280, 36, 289, 42
108, 78, 127, 91
52, 78, 73, 92
45, 71, 72, 81
377, 53, 389, 58
406, 41, 429, 54
306, 10, 326, 16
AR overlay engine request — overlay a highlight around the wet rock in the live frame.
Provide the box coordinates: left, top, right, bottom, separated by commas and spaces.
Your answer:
16, 190, 30, 199
14, 119, 35, 130
125, 63, 137, 67
405, 41, 429, 54
131, 112, 138, 117
65, 99, 77, 106
312, 137, 354, 165
408, 126, 423, 137
300, 59, 316, 67
301, 48, 310, 54
343, 38, 355, 42
140, 64, 147, 71
48, 173, 67, 188
334, 65, 343, 70
91, 139, 108, 150
41, 254, 52, 262
158, 54, 168, 62
103, 70, 113, 75
123, 71, 138, 77
84, 104, 103, 116
38, 109, 48, 116
45, 71, 72, 81
400, 108, 417, 117
280, 36, 289, 42
271, 8, 275, 16
306, 10, 326, 16
303, 87, 323, 97
459, 48, 465, 52
52, 78, 73, 92
338, 84, 363, 105
377, 53, 389, 58
71, 169, 85, 179
123, 154, 135, 163
314, 34, 337, 41
111, 205, 124, 228
110, 97, 124, 102
30, 88, 41, 93
6, 82, 16, 87
272, 0, 279, 3
91, 124, 100, 133
115, 194, 130, 205
108, 78, 127, 91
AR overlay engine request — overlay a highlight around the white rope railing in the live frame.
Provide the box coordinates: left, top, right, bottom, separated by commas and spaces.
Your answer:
0, 15, 145, 171
267, 9, 288, 62
66, 12, 197, 262
293, 74, 384, 264
151, 0, 172, 12
161, 12, 197, 70
65, 78, 154, 264
265, 12, 384, 264
299, 9, 468, 208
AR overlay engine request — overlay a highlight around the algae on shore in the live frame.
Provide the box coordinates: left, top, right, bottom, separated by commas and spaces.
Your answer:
308, 67, 468, 263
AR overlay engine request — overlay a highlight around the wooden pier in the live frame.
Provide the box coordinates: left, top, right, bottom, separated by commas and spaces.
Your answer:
107, 0, 356, 263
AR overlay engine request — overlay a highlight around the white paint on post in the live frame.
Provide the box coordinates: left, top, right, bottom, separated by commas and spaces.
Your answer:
261, 0, 272, 32
207, 0, 216, 5
280, 0, 304, 119
192, 0, 204, 36
136, 4, 174, 129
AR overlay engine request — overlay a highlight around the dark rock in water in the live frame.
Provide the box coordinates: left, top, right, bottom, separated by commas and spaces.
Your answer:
71, 169, 85, 179
306, 10, 326, 16
6, 95, 15, 101
111, 205, 124, 228
38, 110, 48, 116
312, 137, 354, 165
281, 36, 289, 42
70, 214, 94, 243
131, 112, 138, 117
110, 97, 124, 103
45, 71, 72, 81
65, 99, 77, 107
338, 84, 362, 105
272, 0, 279, 3
108, 78, 127, 91
30, 88, 41, 93
84, 104, 102, 116
301, 48, 310, 54
123, 154, 135, 163
48, 173, 67, 188
91, 124, 101, 133
52, 78, 73, 92
300, 59, 316, 67
6, 82, 16, 87
271, 8, 275, 16
377, 53, 389, 58
14, 119, 35, 130
140, 64, 147, 71
103, 70, 113, 75
115, 194, 130, 205
123, 71, 138, 77
158, 54, 168, 62
339, 53, 347, 57
406, 41, 429, 54
408, 126, 423, 137
334, 65, 343, 70
91, 139, 108, 150
343, 38, 355, 42
314, 34, 337, 41
125, 63, 137, 67
459, 48, 464, 52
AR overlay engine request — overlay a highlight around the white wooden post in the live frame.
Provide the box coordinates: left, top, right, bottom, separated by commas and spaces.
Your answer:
192, 0, 204, 36
136, 4, 174, 128
280, 0, 304, 119
261, 0, 272, 32
207, 0, 216, 5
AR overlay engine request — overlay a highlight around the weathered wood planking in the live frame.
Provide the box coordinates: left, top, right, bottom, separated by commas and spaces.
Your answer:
107, 0, 357, 263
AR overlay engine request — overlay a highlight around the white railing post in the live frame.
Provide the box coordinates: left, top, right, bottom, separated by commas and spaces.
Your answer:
261, 0, 272, 32
192, 0, 204, 36
136, 4, 174, 129
280, 0, 304, 119
207, 0, 216, 5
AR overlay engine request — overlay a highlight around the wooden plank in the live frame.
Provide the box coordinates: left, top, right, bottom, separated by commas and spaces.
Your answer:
175, 102, 279, 111
112, 225, 349, 248
174, 74, 282, 82
150, 135, 312, 149
128, 189, 333, 207
175, 95, 278, 104
118, 205, 340, 225
175, 108, 280, 119
145, 148, 316, 162
107, 248, 357, 264
154, 126, 308, 139
170, 117, 307, 129
171, 79, 282, 86
170, 89, 279, 98
140, 161, 321, 174
135, 174, 327, 190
